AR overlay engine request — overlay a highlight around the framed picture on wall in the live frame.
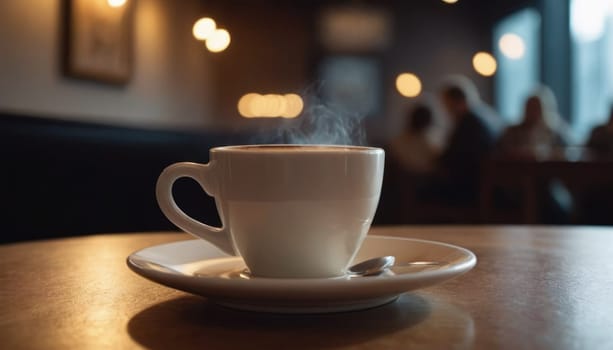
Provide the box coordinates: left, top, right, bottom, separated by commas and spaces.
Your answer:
62, 0, 134, 84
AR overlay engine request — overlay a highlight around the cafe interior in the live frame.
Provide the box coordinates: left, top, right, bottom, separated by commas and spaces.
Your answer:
2, 0, 612, 243
2, 1, 613, 349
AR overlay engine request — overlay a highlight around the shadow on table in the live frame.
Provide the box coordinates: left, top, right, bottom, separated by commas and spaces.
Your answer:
128, 294, 434, 349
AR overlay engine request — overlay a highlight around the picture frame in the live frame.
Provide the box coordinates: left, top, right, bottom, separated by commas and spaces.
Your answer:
62, 0, 134, 84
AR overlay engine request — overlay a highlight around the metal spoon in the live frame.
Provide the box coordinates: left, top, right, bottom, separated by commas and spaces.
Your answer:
348, 256, 396, 277
348, 256, 443, 277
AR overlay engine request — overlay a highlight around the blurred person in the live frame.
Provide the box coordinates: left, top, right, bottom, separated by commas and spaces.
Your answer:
420, 78, 497, 205
443, 75, 506, 137
497, 86, 571, 158
496, 86, 574, 223
389, 102, 442, 174
587, 105, 613, 157
379, 101, 443, 224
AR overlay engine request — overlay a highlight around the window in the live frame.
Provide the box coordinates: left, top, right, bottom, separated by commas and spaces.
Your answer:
494, 9, 541, 124
571, 0, 613, 141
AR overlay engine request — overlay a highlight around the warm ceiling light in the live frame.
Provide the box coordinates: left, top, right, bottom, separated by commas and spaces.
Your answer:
499, 33, 526, 59
107, 0, 127, 8
192, 17, 216, 41
282, 94, 304, 118
395, 73, 422, 98
259, 94, 278, 117
206, 29, 231, 52
271, 94, 289, 117
442, 0, 459, 4
250, 94, 266, 117
472, 52, 497, 76
238, 93, 258, 118
238, 93, 303, 118
254, 94, 268, 117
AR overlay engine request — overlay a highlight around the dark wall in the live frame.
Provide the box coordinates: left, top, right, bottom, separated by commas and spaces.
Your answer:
203, 1, 315, 129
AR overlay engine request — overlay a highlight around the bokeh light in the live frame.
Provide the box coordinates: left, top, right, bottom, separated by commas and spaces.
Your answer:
237, 93, 258, 118
570, 0, 609, 42
395, 73, 422, 98
206, 29, 231, 53
499, 33, 526, 59
237, 93, 303, 118
472, 52, 497, 77
262, 94, 279, 117
192, 17, 217, 41
282, 94, 304, 118
107, 0, 127, 8
442, 0, 459, 4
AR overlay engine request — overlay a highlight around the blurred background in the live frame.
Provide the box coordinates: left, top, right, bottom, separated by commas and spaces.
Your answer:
1, 0, 612, 243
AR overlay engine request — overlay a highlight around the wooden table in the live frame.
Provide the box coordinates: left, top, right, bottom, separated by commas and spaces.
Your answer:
1, 227, 612, 349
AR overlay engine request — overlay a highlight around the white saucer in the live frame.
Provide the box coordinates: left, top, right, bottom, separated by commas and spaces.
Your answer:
127, 235, 476, 313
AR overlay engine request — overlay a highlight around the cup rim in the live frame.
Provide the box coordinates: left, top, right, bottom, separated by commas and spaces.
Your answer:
211, 144, 384, 154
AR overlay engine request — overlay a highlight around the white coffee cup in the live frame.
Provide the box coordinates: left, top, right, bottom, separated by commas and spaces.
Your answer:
156, 144, 384, 278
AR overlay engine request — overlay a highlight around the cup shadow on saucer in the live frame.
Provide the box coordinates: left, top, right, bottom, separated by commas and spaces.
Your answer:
128, 293, 434, 350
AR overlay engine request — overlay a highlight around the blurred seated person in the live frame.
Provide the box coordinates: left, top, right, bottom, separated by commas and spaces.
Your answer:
389, 102, 442, 175
445, 75, 506, 137
418, 77, 496, 205
587, 105, 613, 157
381, 102, 443, 224
497, 86, 571, 158
496, 86, 574, 223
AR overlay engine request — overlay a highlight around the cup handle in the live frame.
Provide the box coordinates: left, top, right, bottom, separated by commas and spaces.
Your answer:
156, 162, 235, 255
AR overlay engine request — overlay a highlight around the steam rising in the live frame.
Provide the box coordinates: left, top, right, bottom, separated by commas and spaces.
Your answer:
256, 90, 367, 146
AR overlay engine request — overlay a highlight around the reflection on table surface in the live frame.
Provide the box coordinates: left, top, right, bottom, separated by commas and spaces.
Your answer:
127, 294, 473, 350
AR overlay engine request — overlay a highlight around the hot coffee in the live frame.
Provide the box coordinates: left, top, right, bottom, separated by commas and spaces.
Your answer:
156, 144, 385, 278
